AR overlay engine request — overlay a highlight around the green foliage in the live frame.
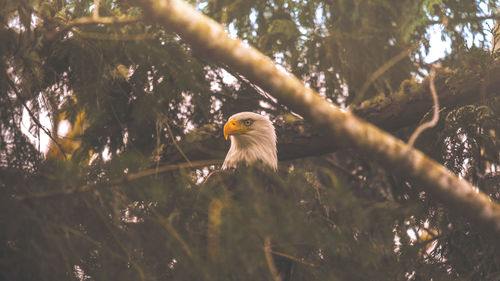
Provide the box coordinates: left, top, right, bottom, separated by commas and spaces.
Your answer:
0, 0, 499, 280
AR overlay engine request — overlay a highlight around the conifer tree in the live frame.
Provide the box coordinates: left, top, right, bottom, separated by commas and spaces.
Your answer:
1, 0, 499, 280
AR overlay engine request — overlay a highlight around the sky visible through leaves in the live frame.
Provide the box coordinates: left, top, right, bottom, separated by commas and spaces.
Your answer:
3, 1, 499, 280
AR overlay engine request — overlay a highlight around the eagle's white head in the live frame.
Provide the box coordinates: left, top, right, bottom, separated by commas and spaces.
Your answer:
222, 112, 278, 171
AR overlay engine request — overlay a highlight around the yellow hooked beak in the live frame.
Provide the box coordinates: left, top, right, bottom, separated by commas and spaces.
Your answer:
223, 120, 250, 140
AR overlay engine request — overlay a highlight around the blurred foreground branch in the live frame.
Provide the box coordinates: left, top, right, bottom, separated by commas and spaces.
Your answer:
16, 159, 221, 200
132, 0, 500, 244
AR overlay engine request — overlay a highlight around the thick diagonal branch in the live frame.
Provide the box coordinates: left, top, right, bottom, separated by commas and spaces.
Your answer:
132, 0, 500, 244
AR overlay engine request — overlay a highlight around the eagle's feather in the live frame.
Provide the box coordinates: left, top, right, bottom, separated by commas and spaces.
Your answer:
204, 112, 291, 280
222, 112, 277, 171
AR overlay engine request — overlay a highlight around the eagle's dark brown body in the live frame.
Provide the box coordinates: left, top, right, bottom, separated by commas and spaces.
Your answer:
203, 166, 293, 280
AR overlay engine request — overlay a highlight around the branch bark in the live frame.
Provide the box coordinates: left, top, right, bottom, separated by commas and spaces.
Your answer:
132, 0, 500, 244
350, 63, 500, 131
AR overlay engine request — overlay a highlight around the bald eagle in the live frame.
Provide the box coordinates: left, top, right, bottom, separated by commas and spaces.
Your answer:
204, 112, 292, 280
222, 112, 278, 171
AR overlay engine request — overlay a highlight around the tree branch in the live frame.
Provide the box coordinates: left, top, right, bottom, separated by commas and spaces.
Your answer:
270, 250, 315, 267
408, 63, 440, 146
15, 159, 221, 200
161, 62, 500, 164
355, 43, 417, 104
427, 15, 500, 25
349, 62, 500, 131
46, 16, 142, 41
264, 236, 282, 281
132, 0, 500, 245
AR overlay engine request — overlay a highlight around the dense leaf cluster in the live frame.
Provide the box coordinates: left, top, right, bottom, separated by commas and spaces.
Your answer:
0, 0, 499, 280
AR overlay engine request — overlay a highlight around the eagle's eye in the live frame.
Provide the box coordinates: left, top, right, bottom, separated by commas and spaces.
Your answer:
243, 119, 254, 127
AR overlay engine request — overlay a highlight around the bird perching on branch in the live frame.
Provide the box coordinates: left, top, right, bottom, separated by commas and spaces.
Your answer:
205, 114, 280, 243
205, 112, 293, 280
222, 112, 278, 171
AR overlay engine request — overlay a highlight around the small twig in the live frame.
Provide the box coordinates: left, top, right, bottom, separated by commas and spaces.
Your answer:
270, 250, 315, 267
231, 67, 288, 111
408, 63, 441, 146
76, 31, 154, 40
152, 208, 193, 257
355, 44, 419, 104
6, 77, 67, 159
154, 119, 162, 176
324, 157, 359, 180
69, 16, 141, 27
164, 118, 193, 167
14, 159, 222, 200
46, 16, 142, 40
264, 236, 282, 281
428, 15, 500, 25
125, 159, 220, 182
